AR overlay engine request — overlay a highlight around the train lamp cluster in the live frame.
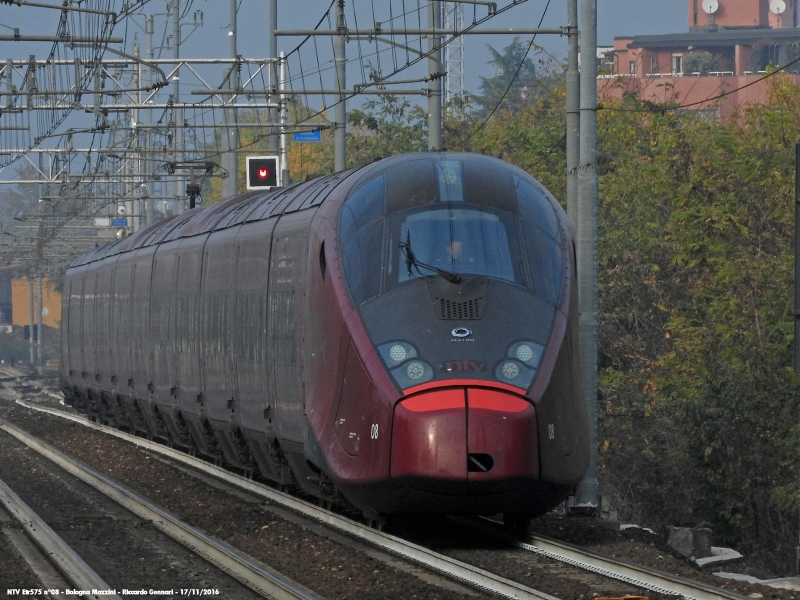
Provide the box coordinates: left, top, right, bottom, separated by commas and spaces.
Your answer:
495, 341, 545, 388
377, 341, 435, 389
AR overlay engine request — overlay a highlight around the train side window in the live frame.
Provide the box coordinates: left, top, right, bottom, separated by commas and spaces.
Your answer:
340, 220, 384, 305
514, 175, 559, 239
339, 175, 385, 244
522, 221, 562, 305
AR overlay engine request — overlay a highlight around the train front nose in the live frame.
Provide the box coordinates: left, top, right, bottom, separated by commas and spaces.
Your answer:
390, 384, 538, 481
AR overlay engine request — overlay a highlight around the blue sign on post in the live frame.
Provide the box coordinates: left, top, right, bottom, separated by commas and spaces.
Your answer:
293, 130, 322, 142
111, 218, 128, 227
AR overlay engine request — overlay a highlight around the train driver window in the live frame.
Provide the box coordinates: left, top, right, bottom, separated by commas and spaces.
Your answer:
387, 205, 525, 287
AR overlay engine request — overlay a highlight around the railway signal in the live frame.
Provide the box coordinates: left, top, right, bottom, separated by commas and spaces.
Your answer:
246, 156, 280, 189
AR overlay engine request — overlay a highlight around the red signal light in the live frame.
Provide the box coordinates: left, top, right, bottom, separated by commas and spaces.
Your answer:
246, 156, 279, 189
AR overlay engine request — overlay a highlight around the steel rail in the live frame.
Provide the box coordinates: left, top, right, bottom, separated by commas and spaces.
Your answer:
0, 473, 119, 599
463, 517, 752, 600
0, 416, 323, 600
15, 400, 561, 600
520, 535, 751, 600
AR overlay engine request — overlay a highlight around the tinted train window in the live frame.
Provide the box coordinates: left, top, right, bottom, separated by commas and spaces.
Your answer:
339, 176, 385, 244
387, 205, 525, 287
341, 220, 384, 305
514, 175, 559, 239
522, 222, 561, 305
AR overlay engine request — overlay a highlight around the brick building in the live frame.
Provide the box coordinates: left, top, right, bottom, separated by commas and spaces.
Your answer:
602, 0, 800, 118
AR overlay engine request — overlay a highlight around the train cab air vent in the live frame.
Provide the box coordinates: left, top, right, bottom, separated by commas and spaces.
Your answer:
436, 297, 483, 320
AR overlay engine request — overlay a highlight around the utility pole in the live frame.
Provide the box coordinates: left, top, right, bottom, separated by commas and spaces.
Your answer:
28, 278, 34, 365
428, 1, 443, 150
334, 0, 346, 171
172, 0, 184, 215
36, 274, 42, 367
566, 0, 579, 229
280, 51, 289, 187
222, 0, 240, 198
145, 13, 155, 226
268, 0, 279, 155
575, 0, 600, 512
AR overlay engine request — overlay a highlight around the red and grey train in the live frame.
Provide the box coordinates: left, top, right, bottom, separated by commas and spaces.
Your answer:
60, 152, 589, 522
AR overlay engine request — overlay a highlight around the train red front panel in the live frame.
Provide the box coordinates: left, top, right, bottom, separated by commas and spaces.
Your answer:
466, 388, 538, 480
390, 389, 467, 479
390, 384, 538, 481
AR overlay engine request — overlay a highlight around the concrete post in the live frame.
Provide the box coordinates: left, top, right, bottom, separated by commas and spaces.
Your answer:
334, 0, 346, 171
428, 1, 442, 150
268, 0, 279, 154
222, 0, 240, 198
575, 0, 599, 511
145, 14, 155, 226
172, 0, 184, 214
28, 277, 34, 365
566, 0, 580, 229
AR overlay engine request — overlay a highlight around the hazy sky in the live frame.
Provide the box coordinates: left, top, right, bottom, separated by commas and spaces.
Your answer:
1, 0, 690, 93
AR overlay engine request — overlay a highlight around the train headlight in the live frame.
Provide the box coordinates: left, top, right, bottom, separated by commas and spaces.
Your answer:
377, 341, 432, 389
495, 359, 535, 389
509, 341, 544, 368
390, 359, 434, 389
377, 341, 418, 366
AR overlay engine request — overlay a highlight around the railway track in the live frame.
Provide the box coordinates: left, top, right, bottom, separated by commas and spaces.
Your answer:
8, 393, 754, 600
0, 417, 323, 600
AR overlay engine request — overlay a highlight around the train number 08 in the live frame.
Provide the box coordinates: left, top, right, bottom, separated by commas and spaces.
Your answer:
370, 424, 379, 439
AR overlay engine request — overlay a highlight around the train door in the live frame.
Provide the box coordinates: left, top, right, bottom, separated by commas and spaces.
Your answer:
131, 246, 156, 402
61, 278, 72, 382
267, 211, 314, 443
233, 219, 276, 433
95, 259, 114, 391
174, 235, 206, 417
151, 245, 178, 404
200, 226, 240, 424
82, 269, 98, 385
111, 254, 135, 389
68, 271, 85, 384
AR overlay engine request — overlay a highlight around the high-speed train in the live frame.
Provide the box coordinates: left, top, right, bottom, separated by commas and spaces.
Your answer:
60, 152, 589, 524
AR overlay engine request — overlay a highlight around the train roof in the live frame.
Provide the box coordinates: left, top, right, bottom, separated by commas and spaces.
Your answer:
69, 168, 355, 268
68, 152, 560, 269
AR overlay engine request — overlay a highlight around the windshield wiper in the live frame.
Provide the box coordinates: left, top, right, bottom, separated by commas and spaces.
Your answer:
400, 230, 462, 284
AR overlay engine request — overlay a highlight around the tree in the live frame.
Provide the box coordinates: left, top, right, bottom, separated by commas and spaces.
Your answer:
474, 38, 562, 117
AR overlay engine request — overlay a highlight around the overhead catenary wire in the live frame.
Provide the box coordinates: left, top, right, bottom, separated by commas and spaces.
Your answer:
453, 0, 552, 148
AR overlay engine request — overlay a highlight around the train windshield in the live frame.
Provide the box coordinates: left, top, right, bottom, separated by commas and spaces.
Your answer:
387, 205, 525, 288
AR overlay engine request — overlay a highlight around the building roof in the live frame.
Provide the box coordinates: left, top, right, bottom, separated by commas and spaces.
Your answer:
618, 27, 800, 49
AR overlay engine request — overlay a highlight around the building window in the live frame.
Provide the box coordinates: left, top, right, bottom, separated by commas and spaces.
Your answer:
629, 60, 636, 74
649, 57, 659, 74
672, 54, 683, 75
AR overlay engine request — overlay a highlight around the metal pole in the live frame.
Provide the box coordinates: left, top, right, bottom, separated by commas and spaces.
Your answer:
280, 52, 289, 187
145, 14, 155, 226
28, 277, 34, 365
795, 143, 800, 575
268, 0, 279, 154
36, 274, 42, 367
334, 0, 346, 171
794, 143, 800, 374
428, 1, 443, 150
222, 0, 239, 198
133, 38, 141, 232
575, 0, 599, 511
172, 0, 184, 215
566, 0, 580, 229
